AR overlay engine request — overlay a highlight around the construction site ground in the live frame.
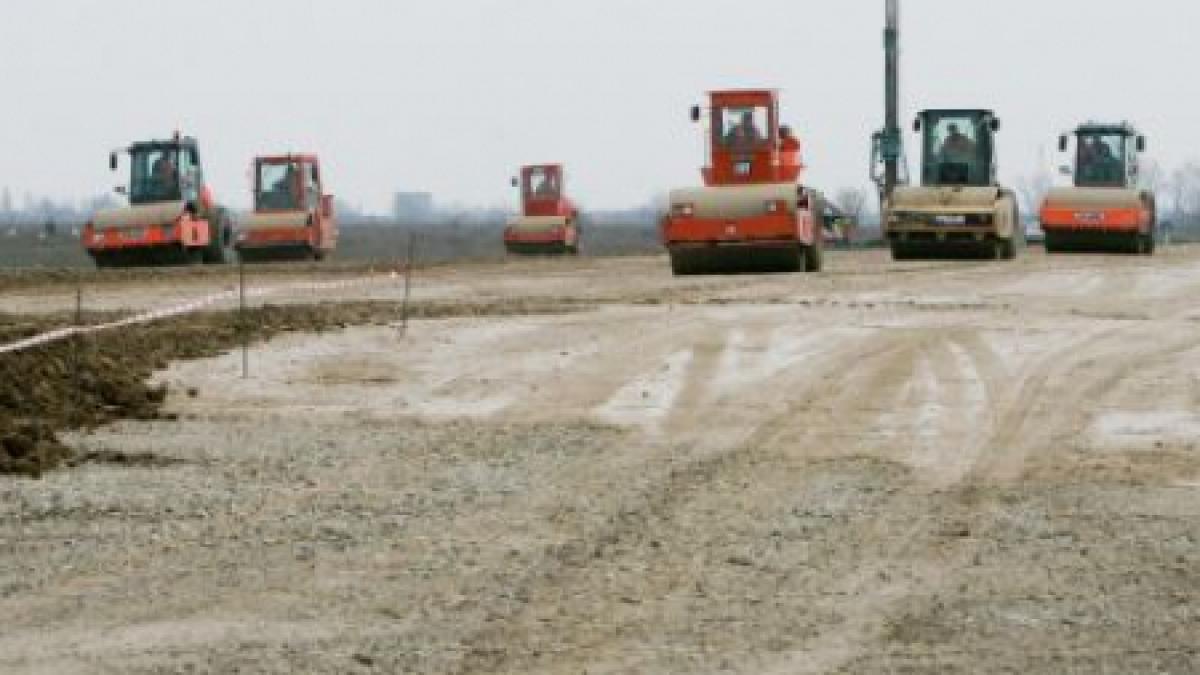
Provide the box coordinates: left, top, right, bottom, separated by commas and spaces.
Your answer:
2, 247, 1199, 673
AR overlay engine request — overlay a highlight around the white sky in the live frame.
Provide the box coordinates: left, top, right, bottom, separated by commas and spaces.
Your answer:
0, 0, 1197, 212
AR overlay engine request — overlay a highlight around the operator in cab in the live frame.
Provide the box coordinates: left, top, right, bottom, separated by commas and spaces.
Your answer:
152, 152, 178, 190
534, 172, 557, 198
275, 164, 301, 208
939, 123, 976, 161
724, 110, 764, 149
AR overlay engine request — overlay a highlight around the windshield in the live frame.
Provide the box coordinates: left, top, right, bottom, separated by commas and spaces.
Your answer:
524, 167, 561, 200
1076, 133, 1127, 188
922, 113, 991, 186
130, 147, 182, 204
715, 105, 770, 152
257, 162, 302, 210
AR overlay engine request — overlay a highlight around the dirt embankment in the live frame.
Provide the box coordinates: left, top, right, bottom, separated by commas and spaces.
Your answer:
0, 297, 593, 477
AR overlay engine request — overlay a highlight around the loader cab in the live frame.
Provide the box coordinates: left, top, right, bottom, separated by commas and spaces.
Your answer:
916, 109, 999, 188
1063, 123, 1144, 189
255, 155, 324, 212
698, 89, 803, 186
121, 138, 204, 206
516, 164, 570, 217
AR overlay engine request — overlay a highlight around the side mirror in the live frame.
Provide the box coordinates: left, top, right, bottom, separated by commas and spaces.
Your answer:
510, 176, 519, 188
1058, 135, 1069, 153
321, 194, 335, 219
989, 117, 1001, 133
109, 152, 118, 171
912, 117, 922, 133
690, 105, 702, 123
1058, 165, 1072, 177
1136, 136, 1147, 153
114, 185, 128, 196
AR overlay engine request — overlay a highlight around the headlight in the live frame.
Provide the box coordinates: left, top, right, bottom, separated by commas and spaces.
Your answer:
765, 200, 788, 214
672, 203, 695, 217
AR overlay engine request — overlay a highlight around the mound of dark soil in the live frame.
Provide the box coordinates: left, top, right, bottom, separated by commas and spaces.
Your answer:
0, 298, 593, 478
0, 421, 72, 478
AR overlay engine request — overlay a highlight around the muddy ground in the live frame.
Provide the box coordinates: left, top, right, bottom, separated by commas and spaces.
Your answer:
2, 247, 1200, 673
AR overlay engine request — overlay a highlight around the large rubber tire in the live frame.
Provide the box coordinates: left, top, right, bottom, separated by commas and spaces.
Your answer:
803, 235, 824, 273
91, 252, 116, 269
669, 250, 698, 276
1143, 234, 1156, 256
203, 211, 234, 265
790, 247, 808, 274
997, 238, 1016, 260
998, 193, 1021, 261
890, 242, 912, 261
1043, 231, 1060, 254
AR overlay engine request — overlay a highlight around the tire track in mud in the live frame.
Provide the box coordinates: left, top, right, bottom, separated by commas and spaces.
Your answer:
448, 320, 1035, 673
500, 308, 713, 425
967, 321, 1200, 484
445, 327, 918, 674
457, 311, 1195, 672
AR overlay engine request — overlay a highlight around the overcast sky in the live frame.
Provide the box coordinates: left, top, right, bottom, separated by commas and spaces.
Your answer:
0, 0, 1197, 213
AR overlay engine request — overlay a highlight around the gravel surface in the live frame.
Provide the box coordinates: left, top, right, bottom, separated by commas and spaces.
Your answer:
2, 248, 1200, 673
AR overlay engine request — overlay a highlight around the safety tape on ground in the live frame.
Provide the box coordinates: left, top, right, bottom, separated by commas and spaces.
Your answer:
0, 270, 405, 356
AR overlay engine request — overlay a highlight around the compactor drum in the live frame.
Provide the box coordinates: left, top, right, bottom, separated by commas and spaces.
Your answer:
83, 133, 233, 268
1040, 123, 1156, 255
661, 89, 825, 276
884, 110, 1023, 261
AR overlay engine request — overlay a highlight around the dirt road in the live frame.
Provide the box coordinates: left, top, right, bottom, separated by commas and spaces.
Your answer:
2, 248, 1199, 673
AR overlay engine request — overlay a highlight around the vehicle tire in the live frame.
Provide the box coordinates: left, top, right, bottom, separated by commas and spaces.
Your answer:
804, 236, 824, 273
998, 238, 1016, 260
203, 212, 234, 264
187, 247, 205, 265
890, 242, 910, 261
1129, 233, 1144, 255
789, 246, 808, 274
669, 250, 695, 276
1043, 231, 1059, 254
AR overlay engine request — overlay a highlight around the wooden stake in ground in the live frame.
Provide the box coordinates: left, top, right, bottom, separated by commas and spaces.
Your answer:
239, 257, 249, 379
71, 272, 83, 425
400, 232, 418, 337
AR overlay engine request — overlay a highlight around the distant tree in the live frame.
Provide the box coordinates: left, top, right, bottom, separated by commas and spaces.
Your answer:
834, 187, 869, 242
1168, 162, 1200, 235
1016, 170, 1052, 217
1141, 159, 1167, 197
835, 187, 868, 222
